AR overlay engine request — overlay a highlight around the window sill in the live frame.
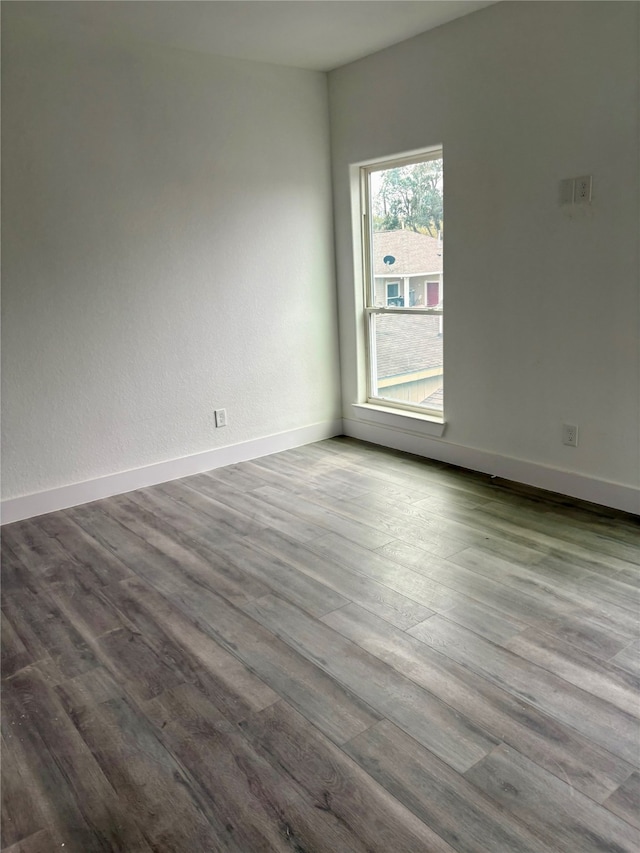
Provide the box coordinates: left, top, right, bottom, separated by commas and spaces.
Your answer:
351, 403, 446, 438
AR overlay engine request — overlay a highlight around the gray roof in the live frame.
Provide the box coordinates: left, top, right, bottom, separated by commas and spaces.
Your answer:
421, 386, 444, 409
373, 229, 443, 277
375, 314, 442, 378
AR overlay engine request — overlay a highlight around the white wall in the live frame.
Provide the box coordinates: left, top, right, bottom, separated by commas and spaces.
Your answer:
1, 10, 341, 504
329, 1, 640, 510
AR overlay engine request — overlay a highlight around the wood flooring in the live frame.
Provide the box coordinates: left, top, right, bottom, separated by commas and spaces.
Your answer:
2, 436, 639, 852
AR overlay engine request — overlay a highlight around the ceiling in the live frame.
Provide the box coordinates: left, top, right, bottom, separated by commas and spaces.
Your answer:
5, 1, 498, 71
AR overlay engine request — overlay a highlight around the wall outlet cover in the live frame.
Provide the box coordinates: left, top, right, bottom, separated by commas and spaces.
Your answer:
562, 423, 579, 447
574, 175, 592, 204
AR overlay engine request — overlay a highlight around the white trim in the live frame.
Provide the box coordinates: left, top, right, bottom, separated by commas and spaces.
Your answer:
361, 147, 444, 419
353, 403, 445, 436
375, 271, 442, 279
1, 419, 344, 525
343, 416, 639, 516
361, 146, 442, 172
366, 306, 442, 316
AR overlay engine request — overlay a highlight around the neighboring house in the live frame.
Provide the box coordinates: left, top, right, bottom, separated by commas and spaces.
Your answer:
372, 230, 443, 409
373, 229, 443, 307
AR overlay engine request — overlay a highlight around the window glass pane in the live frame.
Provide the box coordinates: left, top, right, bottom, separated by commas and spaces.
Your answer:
371, 313, 443, 411
369, 158, 443, 309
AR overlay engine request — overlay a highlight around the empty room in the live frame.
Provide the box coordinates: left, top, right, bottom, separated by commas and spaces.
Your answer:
1, 1, 639, 851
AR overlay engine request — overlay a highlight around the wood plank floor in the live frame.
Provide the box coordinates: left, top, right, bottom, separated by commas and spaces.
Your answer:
2, 436, 639, 852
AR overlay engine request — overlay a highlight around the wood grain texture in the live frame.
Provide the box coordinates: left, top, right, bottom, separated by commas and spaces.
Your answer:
611, 639, 640, 676
447, 545, 640, 635
2, 830, 57, 853
307, 531, 463, 612
344, 720, 548, 853
403, 544, 637, 656
504, 626, 640, 716
2, 586, 99, 680
1, 735, 46, 849
36, 513, 136, 586
2, 436, 638, 852
244, 594, 499, 771
322, 601, 634, 802
408, 614, 639, 764
604, 772, 640, 830
246, 526, 434, 629
465, 744, 640, 853
251, 483, 397, 550
1, 521, 69, 572
1, 612, 34, 680
184, 476, 328, 542
241, 699, 458, 852
56, 676, 238, 853
2, 672, 151, 852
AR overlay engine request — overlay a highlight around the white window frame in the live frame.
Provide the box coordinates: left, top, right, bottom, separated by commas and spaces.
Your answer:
360, 148, 443, 419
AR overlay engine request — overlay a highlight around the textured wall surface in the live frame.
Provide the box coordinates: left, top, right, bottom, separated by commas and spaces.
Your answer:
330, 1, 639, 491
2, 11, 341, 500
3, 2, 638, 506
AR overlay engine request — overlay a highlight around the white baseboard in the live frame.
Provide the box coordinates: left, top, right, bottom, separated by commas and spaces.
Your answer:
1, 419, 344, 525
344, 417, 640, 516
4, 415, 637, 523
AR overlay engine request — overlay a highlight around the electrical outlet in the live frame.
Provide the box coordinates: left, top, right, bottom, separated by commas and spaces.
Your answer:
574, 175, 592, 204
562, 423, 578, 447
215, 408, 227, 428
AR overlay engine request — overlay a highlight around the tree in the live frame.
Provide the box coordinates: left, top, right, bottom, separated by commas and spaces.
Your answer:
373, 160, 443, 237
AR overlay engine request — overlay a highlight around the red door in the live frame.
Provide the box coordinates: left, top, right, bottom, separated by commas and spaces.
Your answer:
427, 281, 439, 307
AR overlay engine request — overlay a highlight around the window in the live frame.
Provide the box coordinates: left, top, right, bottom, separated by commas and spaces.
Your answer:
386, 282, 402, 307
361, 149, 444, 416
